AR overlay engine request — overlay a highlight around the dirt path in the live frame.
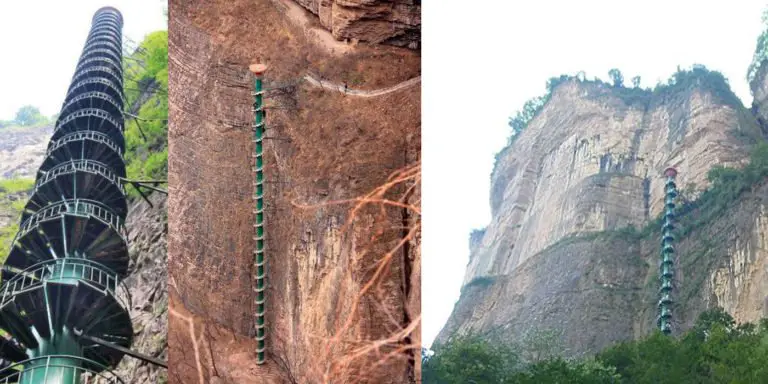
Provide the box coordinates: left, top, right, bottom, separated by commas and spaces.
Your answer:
303, 74, 421, 97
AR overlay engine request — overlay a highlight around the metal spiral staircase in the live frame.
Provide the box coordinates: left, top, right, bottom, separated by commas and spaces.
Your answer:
0, 7, 131, 383
658, 167, 678, 335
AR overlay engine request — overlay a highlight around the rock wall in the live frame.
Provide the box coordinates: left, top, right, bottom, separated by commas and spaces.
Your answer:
168, 0, 420, 383
439, 78, 768, 356
468, 80, 759, 286
291, 0, 420, 48
0, 125, 51, 178
115, 193, 169, 384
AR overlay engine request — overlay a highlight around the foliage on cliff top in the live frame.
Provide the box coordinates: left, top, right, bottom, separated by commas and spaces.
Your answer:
123, 30, 168, 196
493, 65, 740, 178
425, 308, 768, 383
747, 7, 768, 86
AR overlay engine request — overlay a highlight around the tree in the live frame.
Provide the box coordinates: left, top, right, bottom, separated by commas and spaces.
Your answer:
631, 76, 641, 88
13, 105, 47, 126
422, 335, 520, 384
608, 68, 624, 87
512, 358, 621, 384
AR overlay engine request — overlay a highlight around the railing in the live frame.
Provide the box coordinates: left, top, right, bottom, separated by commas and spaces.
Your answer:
87, 32, 121, 47
34, 159, 125, 194
86, 34, 120, 47
87, 25, 121, 40
12, 199, 126, 247
92, 17, 121, 31
81, 40, 121, 59
65, 78, 124, 103
75, 58, 122, 77
47, 131, 124, 160
71, 67, 123, 88
0, 355, 125, 384
0, 258, 131, 312
77, 49, 121, 68
94, 10, 122, 25
55, 109, 123, 135
59, 91, 122, 118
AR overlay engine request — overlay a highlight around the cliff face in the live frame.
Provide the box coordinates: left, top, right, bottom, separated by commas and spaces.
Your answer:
115, 193, 169, 384
292, 0, 420, 48
438, 76, 768, 356
168, 0, 420, 383
468, 81, 759, 285
0, 125, 52, 178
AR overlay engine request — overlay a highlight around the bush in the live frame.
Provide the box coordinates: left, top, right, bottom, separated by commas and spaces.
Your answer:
123, 30, 168, 197
0, 177, 33, 263
423, 334, 521, 384
425, 309, 768, 383
0, 178, 34, 194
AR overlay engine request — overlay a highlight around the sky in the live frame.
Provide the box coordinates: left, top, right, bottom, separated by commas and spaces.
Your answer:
422, 0, 767, 347
0, 0, 166, 120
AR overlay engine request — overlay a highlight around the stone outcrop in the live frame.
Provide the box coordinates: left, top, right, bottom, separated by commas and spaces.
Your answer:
0, 125, 52, 178
468, 80, 759, 285
438, 77, 768, 356
291, 0, 420, 48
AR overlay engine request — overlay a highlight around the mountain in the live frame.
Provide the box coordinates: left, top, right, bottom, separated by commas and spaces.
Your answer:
0, 125, 52, 178
436, 66, 768, 358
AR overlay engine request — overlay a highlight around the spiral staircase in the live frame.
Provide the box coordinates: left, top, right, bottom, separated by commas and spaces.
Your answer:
0, 7, 131, 383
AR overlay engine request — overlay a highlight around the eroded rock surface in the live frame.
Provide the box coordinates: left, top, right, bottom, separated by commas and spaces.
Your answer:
0, 125, 51, 178
115, 193, 168, 384
438, 79, 768, 357
291, 0, 420, 48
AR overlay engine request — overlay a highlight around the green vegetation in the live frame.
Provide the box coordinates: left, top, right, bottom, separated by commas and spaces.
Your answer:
675, 142, 768, 237
424, 309, 768, 383
0, 177, 33, 262
496, 65, 740, 177
123, 30, 168, 195
0, 105, 53, 130
0, 178, 34, 194
539, 141, 768, 266
747, 7, 768, 85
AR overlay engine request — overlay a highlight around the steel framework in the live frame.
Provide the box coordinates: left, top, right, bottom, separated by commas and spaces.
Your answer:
0, 7, 131, 383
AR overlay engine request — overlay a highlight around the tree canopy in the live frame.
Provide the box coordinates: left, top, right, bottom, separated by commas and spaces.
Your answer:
424, 309, 768, 383
0, 105, 51, 129
123, 30, 168, 195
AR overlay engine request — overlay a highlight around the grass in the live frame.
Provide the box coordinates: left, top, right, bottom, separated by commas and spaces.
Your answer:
0, 177, 33, 263
0, 178, 34, 194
